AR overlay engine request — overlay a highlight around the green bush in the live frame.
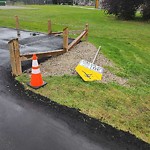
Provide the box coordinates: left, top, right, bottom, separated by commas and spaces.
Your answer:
141, 0, 150, 20
102, 0, 150, 20
0, 1, 6, 6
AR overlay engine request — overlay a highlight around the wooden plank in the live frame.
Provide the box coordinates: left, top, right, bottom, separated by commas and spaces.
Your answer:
51, 32, 63, 37
48, 20, 52, 34
14, 39, 22, 76
69, 30, 83, 35
63, 27, 69, 52
51, 31, 63, 35
20, 49, 64, 61
8, 38, 22, 76
68, 30, 87, 50
9, 40, 17, 76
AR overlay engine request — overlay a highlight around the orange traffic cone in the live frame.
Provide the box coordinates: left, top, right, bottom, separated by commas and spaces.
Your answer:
27, 54, 47, 89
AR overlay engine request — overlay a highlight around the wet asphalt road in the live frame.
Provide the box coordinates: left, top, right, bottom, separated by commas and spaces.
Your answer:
0, 28, 149, 150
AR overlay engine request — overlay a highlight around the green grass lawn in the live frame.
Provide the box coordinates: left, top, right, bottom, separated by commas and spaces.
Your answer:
1, 5, 150, 143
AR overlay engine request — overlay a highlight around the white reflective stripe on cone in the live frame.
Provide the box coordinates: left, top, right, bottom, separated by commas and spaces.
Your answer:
32, 60, 39, 67
32, 68, 41, 74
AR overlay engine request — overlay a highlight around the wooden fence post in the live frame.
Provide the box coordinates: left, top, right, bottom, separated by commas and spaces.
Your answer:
85, 23, 88, 41
48, 20, 52, 34
95, 0, 99, 9
15, 16, 20, 36
63, 27, 68, 52
8, 38, 22, 76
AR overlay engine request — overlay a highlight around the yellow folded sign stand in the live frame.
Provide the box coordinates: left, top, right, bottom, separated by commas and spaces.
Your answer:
75, 46, 104, 81
75, 60, 103, 81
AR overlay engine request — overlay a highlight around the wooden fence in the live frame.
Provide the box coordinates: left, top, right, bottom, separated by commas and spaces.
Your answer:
9, 17, 88, 76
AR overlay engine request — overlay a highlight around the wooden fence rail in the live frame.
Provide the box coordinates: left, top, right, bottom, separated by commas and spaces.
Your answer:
9, 17, 89, 76
20, 49, 64, 61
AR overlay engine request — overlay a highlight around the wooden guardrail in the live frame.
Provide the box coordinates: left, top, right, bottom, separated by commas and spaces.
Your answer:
9, 17, 88, 76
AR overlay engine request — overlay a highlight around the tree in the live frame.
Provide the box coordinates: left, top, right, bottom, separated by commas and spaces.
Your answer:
102, 0, 150, 20
141, 0, 150, 20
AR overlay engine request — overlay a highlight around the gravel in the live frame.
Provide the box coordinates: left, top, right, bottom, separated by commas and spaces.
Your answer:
40, 42, 127, 85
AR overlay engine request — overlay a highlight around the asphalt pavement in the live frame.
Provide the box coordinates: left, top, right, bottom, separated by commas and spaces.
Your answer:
0, 27, 149, 150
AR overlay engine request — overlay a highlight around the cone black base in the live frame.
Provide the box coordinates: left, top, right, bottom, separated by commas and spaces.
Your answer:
27, 81, 47, 89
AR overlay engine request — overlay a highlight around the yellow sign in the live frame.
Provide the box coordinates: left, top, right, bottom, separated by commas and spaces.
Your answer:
75, 60, 103, 81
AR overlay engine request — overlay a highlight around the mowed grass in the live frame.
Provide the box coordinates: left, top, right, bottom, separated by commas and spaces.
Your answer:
0, 5, 149, 143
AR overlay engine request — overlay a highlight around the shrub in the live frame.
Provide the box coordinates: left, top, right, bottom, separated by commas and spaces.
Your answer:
102, 0, 143, 20
141, 0, 150, 20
